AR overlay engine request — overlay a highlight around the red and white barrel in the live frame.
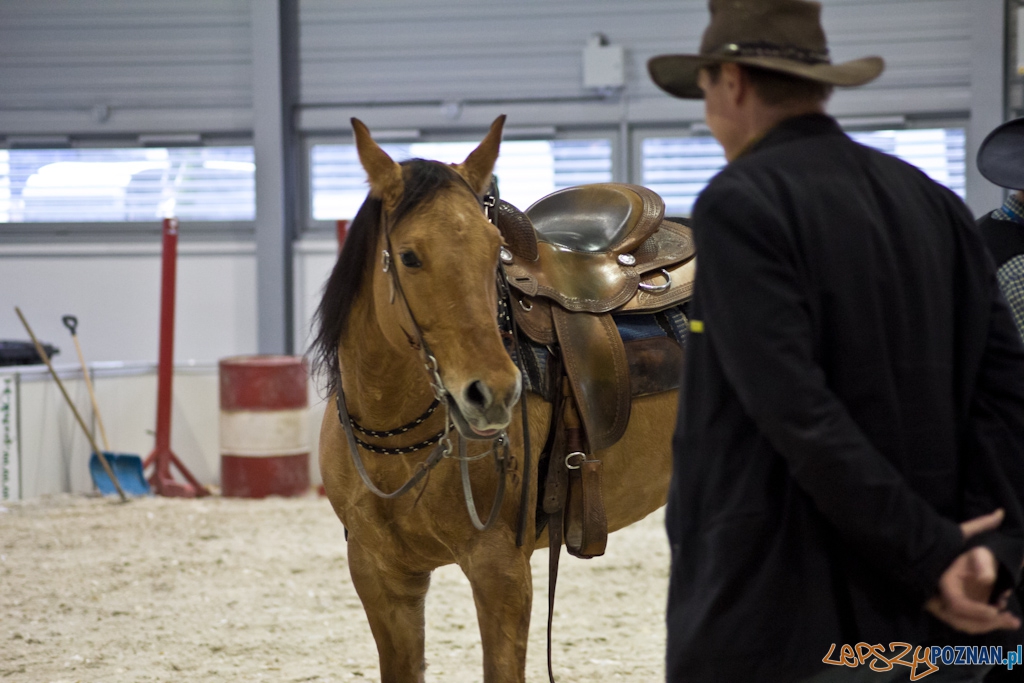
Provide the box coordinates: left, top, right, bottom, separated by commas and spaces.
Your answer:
219, 355, 310, 498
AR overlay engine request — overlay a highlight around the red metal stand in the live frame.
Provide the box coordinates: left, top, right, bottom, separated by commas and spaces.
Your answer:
143, 218, 209, 497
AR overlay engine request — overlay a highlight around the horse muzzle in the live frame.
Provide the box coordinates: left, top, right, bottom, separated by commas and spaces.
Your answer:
446, 371, 522, 440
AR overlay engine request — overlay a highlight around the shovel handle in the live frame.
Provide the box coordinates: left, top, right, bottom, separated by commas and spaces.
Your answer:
62, 315, 78, 336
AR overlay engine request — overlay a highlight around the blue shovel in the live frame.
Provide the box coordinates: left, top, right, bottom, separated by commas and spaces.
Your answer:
62, 315, 151, 497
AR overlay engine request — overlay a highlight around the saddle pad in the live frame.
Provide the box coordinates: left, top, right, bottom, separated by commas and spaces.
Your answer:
513, 307, 688, 402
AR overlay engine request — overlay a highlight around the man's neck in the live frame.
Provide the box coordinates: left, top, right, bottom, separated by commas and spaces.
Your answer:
729, 101, 826, 160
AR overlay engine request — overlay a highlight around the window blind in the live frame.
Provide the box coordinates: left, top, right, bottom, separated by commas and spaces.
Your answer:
0, 146, 255, 223
641, 127, 966, 217
310, 138, 613, 222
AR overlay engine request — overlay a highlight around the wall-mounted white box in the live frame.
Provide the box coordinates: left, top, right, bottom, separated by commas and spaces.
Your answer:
583, 36, 625, 89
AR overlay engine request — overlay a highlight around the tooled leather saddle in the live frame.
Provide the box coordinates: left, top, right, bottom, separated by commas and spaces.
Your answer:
496, 182, 696, 559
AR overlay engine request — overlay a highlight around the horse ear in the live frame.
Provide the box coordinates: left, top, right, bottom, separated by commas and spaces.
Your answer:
455, 114, 506, 195
352, 118, 404, 208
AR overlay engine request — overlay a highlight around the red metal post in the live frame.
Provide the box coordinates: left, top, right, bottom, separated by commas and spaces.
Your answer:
143, 218, 208, 497
336, 219, 349, 252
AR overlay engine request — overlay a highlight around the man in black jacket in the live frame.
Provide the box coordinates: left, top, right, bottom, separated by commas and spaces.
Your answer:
648, 1, 1024, 681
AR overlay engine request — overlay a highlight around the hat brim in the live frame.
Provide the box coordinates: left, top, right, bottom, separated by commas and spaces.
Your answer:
977, 118, 1024, 191
648, 53, 885, 100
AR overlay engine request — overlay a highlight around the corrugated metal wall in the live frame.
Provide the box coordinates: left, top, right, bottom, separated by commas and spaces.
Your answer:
297, 0, 973, 131
299, 1, 703, 104
0, 0, 252, 136
0, 0, 974, 137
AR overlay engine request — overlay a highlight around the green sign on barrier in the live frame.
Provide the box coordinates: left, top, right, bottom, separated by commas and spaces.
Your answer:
1, 374, 19, 501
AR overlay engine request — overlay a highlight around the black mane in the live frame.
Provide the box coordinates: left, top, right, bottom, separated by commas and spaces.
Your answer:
310, 159, 467, 395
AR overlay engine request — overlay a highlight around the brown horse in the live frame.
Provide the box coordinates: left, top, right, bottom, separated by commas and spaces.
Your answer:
314, 116, 677, 683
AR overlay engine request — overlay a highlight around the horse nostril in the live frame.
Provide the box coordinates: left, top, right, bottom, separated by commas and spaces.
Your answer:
464, 380, 492, 411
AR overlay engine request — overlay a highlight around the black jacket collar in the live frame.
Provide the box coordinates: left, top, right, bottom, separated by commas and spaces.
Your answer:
741, 113, 844, 158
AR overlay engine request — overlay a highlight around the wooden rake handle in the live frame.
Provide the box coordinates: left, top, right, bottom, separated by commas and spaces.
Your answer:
62, 315, 111, 451
15, 307, 127, 502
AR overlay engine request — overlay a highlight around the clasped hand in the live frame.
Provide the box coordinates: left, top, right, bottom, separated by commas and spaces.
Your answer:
924, 508, 1021, 634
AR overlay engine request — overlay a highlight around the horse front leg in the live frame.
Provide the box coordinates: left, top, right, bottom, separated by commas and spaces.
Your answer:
347, 538, 431, 683
462, 535, 533, 683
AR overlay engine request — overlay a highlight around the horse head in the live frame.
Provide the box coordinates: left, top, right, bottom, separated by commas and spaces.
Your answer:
314, 116, 522, 440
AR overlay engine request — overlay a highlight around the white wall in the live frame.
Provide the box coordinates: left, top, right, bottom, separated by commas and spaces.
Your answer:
0, 241, 258, 364
0, 236, 336, 501
0, 238, 342, 368
2, 361, 328, 500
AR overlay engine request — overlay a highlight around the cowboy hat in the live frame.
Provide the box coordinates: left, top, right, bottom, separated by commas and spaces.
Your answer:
977, 117, 1024, 191
648, 0, 884, 99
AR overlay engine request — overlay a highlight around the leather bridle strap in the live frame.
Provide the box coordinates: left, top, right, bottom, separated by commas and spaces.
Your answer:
547, 508, 564, 683
458, 434, 508, 531
541, 373, 569, 683
335, 200, 454, 499
350, 397, 439, 437
334, 383, 448, 499
514, 329, 532, 548
488, 179, 534, 548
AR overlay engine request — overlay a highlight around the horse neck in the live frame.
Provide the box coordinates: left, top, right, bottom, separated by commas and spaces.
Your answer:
337, 274, 438, 429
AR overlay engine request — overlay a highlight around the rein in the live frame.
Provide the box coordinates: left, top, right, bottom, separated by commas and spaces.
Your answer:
334, 173, 528, 535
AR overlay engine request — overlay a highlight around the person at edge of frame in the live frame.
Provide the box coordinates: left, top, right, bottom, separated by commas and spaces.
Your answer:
647, 1, 1024, 682
975, 117, 1024, 683
976, 117, 1024, 342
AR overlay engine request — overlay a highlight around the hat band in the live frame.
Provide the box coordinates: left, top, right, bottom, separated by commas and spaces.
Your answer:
713, 41, 831, 65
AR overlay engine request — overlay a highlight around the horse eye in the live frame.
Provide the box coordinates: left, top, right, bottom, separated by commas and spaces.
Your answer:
400, 251, 422, 268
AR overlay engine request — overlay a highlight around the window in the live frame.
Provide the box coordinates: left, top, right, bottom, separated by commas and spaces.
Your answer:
847, 128, 965, 198
0, 146, 255, 223
640, 127, 966, 217
309, 138, 613, 223
640, 136, 726, 217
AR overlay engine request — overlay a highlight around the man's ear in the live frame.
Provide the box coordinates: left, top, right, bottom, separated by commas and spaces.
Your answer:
721, 62, 748, 106
352, 117, 404, 210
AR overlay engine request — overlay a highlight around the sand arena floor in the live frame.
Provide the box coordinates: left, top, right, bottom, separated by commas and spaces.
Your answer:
1, 493, 669, 682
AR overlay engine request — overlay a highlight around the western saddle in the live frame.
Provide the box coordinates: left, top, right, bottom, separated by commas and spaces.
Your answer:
496, 182, 696, 559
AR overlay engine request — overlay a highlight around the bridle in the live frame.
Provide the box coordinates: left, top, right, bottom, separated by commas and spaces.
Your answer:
334, 172, 532, 540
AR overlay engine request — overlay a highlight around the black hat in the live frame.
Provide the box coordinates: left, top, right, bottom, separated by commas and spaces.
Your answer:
648, 0, 884, 100
977, 117, 1024, 191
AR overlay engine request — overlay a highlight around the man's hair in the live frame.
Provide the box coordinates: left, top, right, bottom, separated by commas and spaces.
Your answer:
703, 63, 833, 106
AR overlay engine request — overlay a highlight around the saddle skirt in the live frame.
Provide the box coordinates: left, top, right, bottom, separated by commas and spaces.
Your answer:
511, 309, 689, 403
497, 182, 696, 452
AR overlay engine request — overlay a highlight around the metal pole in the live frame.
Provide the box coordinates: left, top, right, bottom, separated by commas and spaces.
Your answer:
143, 218, 208, 498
